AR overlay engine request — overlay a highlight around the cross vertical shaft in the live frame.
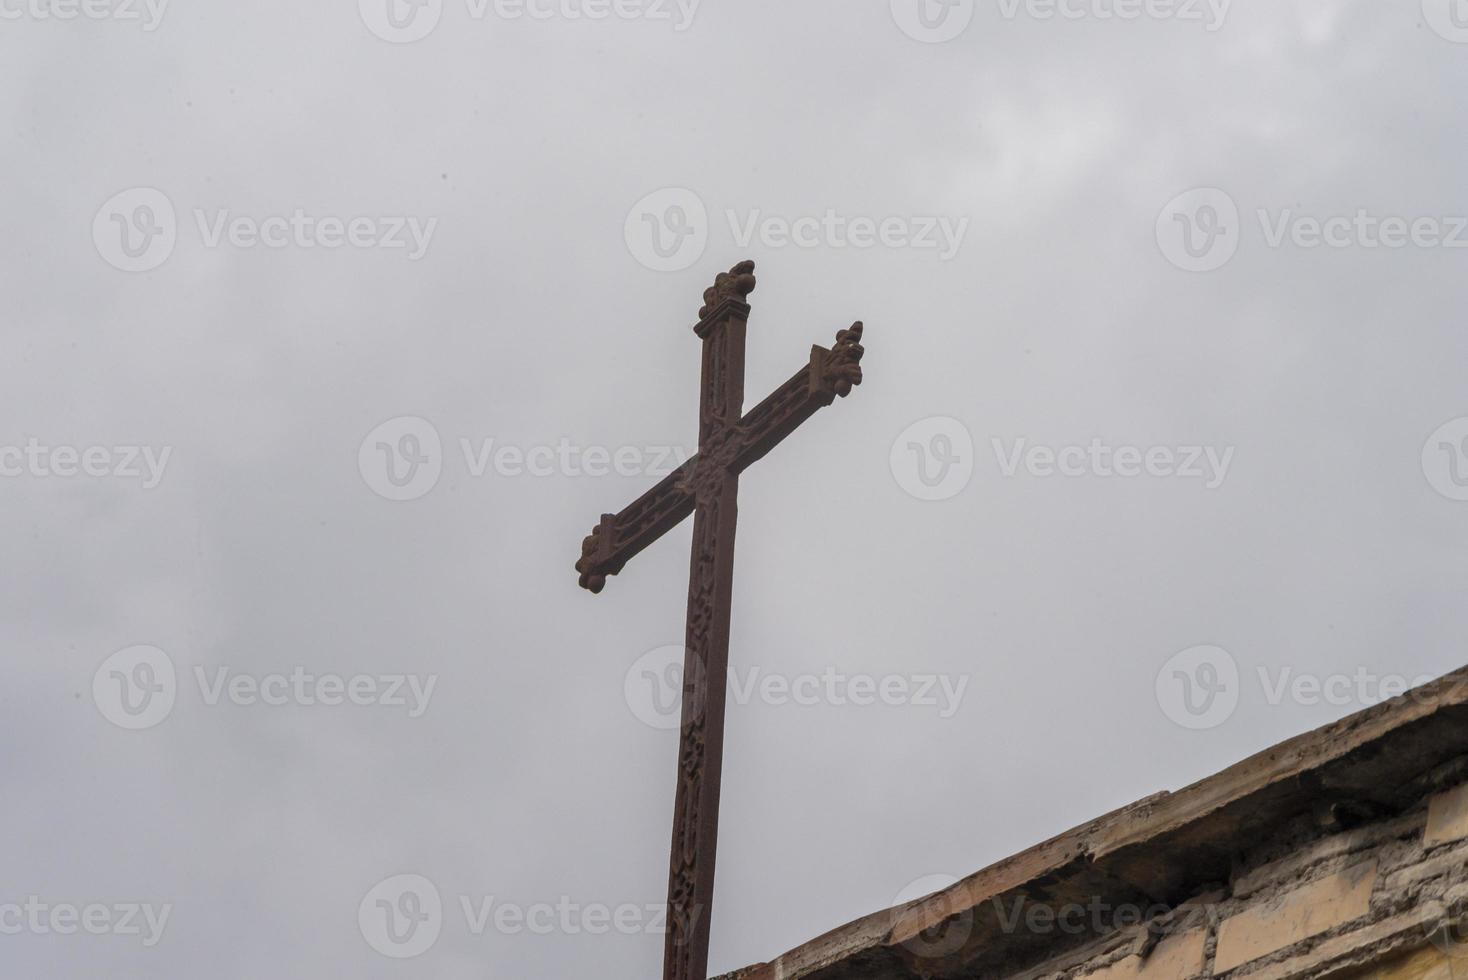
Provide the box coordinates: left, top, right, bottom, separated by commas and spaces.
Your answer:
666, 472, 736, 980
575, 260, 866, 980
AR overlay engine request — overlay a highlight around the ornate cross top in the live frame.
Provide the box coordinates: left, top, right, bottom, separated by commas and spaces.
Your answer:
576, 260, 865, 980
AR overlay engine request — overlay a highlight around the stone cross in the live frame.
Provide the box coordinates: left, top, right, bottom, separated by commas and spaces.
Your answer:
577, 260, 866, 980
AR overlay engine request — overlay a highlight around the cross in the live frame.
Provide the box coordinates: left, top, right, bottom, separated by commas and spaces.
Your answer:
576, 260, 865, 980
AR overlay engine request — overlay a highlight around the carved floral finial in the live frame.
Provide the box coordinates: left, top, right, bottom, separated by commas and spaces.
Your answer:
698, 260, 757, 320
576, 537, 605, 594
820, 321, 865, 399
577, 519, 613, 593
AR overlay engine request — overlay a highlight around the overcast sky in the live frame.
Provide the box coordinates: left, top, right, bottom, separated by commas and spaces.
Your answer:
5, 0, 1468, 976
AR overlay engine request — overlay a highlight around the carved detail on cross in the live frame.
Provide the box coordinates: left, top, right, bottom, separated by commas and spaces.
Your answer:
697, 258, 757, 323
811, 321, 865, 403
674, 429, 740, 502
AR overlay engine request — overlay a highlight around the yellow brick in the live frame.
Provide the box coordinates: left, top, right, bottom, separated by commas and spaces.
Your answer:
1214, 862, 1378, 974
1425, 783, 1468, 847
1334, 940, 1456, 980
1238, 904, 1441, 980
1088, 930, 1208, 980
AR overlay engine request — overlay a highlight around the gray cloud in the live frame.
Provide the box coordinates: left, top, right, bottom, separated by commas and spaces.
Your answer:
4, 0, 1468, 975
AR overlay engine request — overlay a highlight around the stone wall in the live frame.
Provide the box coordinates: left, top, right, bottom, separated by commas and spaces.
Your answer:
975, 780, 1468, 980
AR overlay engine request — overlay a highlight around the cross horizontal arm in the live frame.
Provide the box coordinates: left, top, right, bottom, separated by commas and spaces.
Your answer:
575, 320, 864, 594
576, 457, 697, 594
732, 321, 865, 473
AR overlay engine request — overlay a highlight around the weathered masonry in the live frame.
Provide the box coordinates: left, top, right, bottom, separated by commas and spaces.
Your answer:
719, 667, 1468, 980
